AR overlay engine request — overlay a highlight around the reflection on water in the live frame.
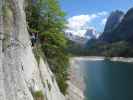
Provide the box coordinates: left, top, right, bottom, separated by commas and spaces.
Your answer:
78, 60, 133, 100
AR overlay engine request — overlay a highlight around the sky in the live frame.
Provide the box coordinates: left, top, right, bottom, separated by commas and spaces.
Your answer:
59, 0, 133, 36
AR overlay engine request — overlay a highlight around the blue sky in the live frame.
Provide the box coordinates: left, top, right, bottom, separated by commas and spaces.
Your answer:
59, 0, 133, 35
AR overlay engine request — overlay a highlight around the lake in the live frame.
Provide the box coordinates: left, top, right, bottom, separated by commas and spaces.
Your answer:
76, 59, 133, 100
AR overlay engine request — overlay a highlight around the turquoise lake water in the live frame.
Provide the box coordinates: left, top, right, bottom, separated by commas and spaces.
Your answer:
78, 60, 133, 100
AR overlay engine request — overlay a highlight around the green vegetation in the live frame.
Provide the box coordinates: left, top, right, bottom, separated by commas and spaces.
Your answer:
25, 0, 69, 94
66, 40, 88, 56
68, 39, 133, 57
2, 1, 13, 18
33, 90, 44, 100
101, 41, 133, 57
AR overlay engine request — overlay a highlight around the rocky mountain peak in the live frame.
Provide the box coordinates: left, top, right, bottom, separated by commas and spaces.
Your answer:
85, 28, 100, 39
104, 10, 124, 32
65, 28, 98, 44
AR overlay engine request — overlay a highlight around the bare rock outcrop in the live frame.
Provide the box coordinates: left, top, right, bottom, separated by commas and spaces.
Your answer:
0, 0, 65, 100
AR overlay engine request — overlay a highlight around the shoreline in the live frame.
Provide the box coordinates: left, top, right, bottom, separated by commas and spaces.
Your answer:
66, 59, 85, 100
71, 56, 133, 63
110, 57, 133, 62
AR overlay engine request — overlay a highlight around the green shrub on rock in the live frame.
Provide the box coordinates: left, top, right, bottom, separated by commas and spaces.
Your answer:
33, 90, 44, 100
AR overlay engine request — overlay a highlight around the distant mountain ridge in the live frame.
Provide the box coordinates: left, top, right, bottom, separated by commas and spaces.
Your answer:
85, 29, 100, 39
65, 32, 87, 44
68, 7, 133, 57
65, 28, 99, 44
104, 10, 124, 33
87, 8, 133, 57
100, 8, 133, 43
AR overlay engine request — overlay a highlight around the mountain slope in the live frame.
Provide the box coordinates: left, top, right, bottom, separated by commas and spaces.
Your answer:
104, 10, 124, 33
100, 8, 133, 43
82, 8, 133, 57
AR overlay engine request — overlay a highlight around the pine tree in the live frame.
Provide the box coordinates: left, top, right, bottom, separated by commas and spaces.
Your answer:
26, 0, 69, 94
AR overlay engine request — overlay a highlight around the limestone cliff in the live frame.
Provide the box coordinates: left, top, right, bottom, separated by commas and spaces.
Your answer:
104, 10, 124, 33
0, 0, 65, 100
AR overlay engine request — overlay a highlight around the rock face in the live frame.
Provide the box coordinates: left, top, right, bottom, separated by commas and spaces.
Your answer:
0, 0, 65, 100
100, 8, 133, 43
85, 28, 99, 39
104, 10, 124, 32
113, 8, 133, 42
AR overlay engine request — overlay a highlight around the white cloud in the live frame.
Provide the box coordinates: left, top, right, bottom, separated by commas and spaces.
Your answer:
101, 18, 107, 25
66, 29, 87, 37
97, 11, 108, 16
66, 11, 108, 37
67, 14, 97, 30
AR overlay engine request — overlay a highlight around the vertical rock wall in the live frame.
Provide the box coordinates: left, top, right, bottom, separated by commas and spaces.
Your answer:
0, 0, 6, 99
0, 0, 66, 100
0, 0, 33, 100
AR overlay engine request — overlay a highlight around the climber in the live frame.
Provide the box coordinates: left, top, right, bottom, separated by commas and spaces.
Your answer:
31, 32, 37, 47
